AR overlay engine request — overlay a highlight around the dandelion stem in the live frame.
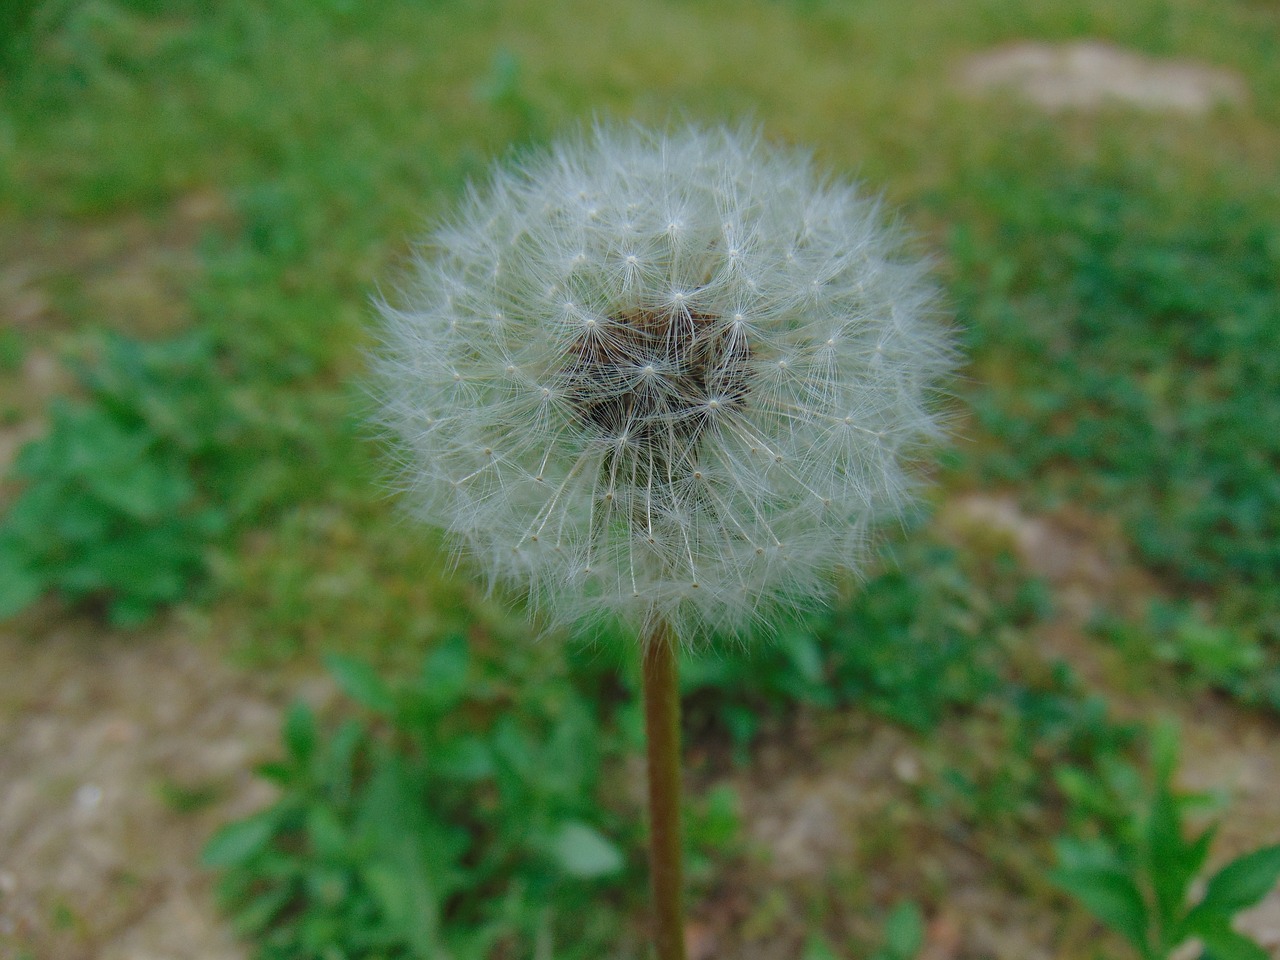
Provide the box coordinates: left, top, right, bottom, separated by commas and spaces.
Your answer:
643, 619, 687, 960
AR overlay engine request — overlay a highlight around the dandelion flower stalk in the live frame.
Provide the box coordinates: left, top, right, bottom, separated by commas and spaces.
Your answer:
373, 124, 952, 956
643, 620, 685, 960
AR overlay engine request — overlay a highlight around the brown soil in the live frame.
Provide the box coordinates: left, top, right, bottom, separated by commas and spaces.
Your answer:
957, 41, 1248, 114
0, 189, 231, 339
0, 615, 282, 960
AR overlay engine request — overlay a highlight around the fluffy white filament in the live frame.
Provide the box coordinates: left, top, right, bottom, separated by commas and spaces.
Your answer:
373, 124, 954, 642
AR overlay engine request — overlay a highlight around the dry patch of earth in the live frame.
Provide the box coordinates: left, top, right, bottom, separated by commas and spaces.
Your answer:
0, 189, 230, 339
958, 41, 1248, 114
0, 617, 283, 960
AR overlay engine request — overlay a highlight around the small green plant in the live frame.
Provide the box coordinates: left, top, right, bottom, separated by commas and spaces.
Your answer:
1053, 735, 1280, 960
206, 636, 751, 959
0, 333, 251, 624
1094, 605, 1280, 715
825, 544, 1044, 731
676, 540, 1044, 758
933, 660, 1142, 839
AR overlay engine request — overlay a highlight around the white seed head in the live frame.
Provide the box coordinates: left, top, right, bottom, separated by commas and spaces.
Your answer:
373, 124, 955, 643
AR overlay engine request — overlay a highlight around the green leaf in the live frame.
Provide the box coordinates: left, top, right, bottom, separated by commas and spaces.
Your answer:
420, 632, 470, 712
1057, 836, 1123, 872
323, 720, 364, 807
255, 761, 294, 786
690, 783, 741, 852
18, 487, 109, 545
1052, 865, 1150, 954
490, 718, 536, 784
1198, 924, 1272, 960
201, 811, 278, 868
780, 629, 825, 686
305, 804, 347, 859
107, 594, 158, 627
1199, 845, 1280, 914
359, 760, 462, 955
88, 455, 194, 520
229, 884, 294, 936
433, 735, 493, 782
883, 901, 925, 958
1151, 720, 1181, 786
325, 654, 394, 713
363, 862, 412, 930
1146, 765, 1202, 938
547, 821, 624, 879
1167, 825, 1219, 943
0, 549, 44, 618
1183, 824, 1217, 883
802, 934, 840, 960
282, 702, 316, 766
723, 703, 759, 750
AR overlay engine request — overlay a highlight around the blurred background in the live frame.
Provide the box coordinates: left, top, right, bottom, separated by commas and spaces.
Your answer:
0, 1, 1277, 958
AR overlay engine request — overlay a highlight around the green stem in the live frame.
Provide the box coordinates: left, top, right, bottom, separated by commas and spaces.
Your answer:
642, 620, 687, 960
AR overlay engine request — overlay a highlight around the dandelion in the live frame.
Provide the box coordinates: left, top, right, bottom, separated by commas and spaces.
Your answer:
375, 125, 952, 641
372, 123, 954, 959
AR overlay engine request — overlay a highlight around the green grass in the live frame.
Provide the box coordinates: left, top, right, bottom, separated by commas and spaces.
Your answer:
950, 154, 1280, 605
3, 0, 1279, 956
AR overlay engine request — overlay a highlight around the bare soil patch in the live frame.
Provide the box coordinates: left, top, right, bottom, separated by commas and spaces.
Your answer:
958, 41, 1248, 113
0, 188, 230, 339
0, 616, 281, 960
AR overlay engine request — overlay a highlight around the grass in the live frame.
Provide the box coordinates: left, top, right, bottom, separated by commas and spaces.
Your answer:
949, 154, 1280, 598
2, 0, 1279, 957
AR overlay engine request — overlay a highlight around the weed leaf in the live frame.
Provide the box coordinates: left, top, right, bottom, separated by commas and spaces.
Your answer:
1199, 844, 1280, 914
883, 901, 925, 958
326, 653, 395, 713
420, 632, 470, 712
1052, 865, 1150, 954
202, 811, 279, 868
547, 820, 625, 879
283, 701, 317, 766
1197, 924, 1272, 960
0, 550, 43, 618
802, 934, 841, 960
1146, 763, 1204, 936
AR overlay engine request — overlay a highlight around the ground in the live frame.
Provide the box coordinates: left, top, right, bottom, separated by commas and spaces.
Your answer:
1, 32, 1277, 960
3, 492, 1278, 960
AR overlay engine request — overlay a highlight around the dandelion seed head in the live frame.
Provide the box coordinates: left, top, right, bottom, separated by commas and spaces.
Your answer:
373, 124, 955, 643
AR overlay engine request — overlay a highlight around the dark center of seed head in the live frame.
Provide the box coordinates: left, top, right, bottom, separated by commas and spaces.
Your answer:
564, 305, 753, 451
